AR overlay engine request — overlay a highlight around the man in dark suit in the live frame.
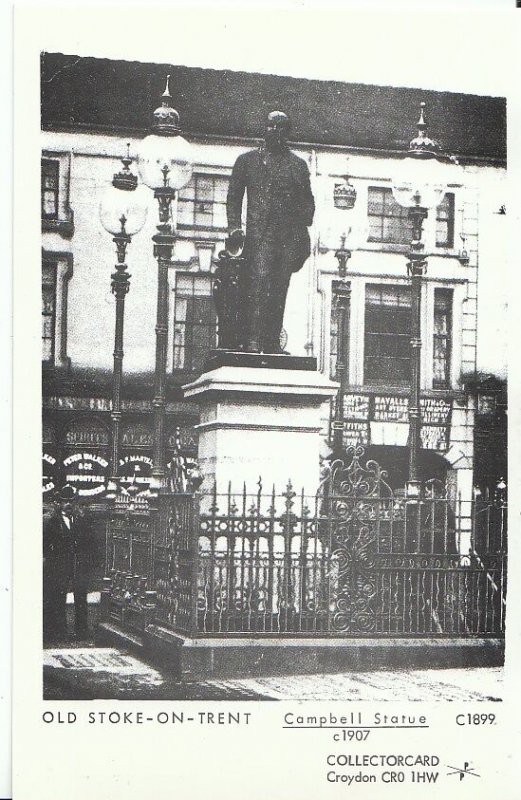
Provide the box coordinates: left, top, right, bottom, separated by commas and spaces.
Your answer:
226, 111, 315, 353
43, 484, 94, 642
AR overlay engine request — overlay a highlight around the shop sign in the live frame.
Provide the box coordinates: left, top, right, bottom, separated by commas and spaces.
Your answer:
342, 422, 370, 448
342, 394, 370, 420
373, 396, 409, 422
122, 425, 153, 448
42, 452, 57, 494
420, 398, 451, 424
118, 454, 153, 493
167, 426, 198, 452
420, 426, 449, 451
64, 419, 109, 447
63, 452, 108, 496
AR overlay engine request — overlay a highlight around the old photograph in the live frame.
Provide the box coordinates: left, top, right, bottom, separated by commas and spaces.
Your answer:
39, 50, 508, 702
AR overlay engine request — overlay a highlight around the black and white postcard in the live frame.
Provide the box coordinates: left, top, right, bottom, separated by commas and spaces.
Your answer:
10, 3, 521, 798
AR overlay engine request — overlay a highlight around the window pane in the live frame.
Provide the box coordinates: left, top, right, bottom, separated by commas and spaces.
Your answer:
368, 186, 413, 244
41, 160, 59, 219
173, 274, 217, 371
364, 284, 411, 386
435, 192, 454, 247
179, 174, 229, 229
433, 288, 453, 387
42, 261, 56, 363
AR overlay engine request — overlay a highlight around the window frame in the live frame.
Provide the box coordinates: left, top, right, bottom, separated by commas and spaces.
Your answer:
42, 261, 57, 364
363, 283, 413, 388
367, 185, 456, 251
41, 251, 73, 369
367, 186, 413, 246
172, 271, 217, 374
41, 158, 60, 221
432, 287, 454, 389
177, 171, 230, 232
435, 192, 455, 249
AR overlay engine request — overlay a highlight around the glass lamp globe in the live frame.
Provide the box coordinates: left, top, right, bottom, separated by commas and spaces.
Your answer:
99, 182, 149, 236
391, 154, 447, 211
137, 133, 194, 191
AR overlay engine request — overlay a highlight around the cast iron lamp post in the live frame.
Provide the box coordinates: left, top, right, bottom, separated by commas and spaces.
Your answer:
99, 146, 149, 497
331, 232, 353, 457
391, 102, 448, 499
137, 76, 194, 495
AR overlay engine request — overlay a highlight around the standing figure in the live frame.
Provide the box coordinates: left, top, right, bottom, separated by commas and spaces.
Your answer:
43, 484, 94, 642
226, 111, 315, 353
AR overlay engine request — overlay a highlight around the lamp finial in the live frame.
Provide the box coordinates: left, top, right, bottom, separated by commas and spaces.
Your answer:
152, 73, 181, 135
409, 101, 440, 159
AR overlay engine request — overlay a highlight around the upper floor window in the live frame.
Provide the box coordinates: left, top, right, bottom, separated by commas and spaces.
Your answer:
364, 284, 411, 387
435, 192, 455, 248
42, 261, 57, 363
433, 288, 453, 387
42, 159, 60, 220
368, 187, 413, 245
368, 187, 455, 248
177, 174, 229, 230
173, 273, 217, 372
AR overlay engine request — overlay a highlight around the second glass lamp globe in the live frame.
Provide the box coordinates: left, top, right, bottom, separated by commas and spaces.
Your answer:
138, 133, 194, 191
99, 182, 149, 237
392, 154, 447, 211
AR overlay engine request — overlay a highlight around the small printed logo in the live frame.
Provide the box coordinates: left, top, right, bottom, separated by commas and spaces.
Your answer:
446, 762, 480, 781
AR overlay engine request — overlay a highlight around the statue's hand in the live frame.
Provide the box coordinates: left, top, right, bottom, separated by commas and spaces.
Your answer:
226, 229, 245, 255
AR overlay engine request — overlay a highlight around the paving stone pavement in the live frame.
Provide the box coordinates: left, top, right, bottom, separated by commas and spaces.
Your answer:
43, 645, 503, 701
215, 667, 503, 701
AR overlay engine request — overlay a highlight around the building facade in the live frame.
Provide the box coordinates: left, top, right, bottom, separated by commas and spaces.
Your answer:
41, 55, 507, 559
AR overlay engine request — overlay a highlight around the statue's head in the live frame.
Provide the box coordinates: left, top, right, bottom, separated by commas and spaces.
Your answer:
264, 111, 290, 151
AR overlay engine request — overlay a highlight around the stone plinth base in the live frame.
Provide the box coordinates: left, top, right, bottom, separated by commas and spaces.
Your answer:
96, 621, 504, 680
183, 365, 338, 496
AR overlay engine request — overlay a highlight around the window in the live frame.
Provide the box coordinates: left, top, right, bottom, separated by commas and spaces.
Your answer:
364, 284, 411, 386
42, 262, 57, 362
42, 159, 60, 219
435, 192, 455, 248
433, 288, 453, 388
173, 274, 217, 372
368, 187, 413, 244
177, 174, 229, 229
368, 187, 455, 248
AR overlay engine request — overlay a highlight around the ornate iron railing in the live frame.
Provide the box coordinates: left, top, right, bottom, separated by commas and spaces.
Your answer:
102, 448, 507, 639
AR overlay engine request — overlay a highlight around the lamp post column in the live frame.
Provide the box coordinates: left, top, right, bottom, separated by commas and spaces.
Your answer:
332, 235, 352, 457
406, 206, 428, 499
150, 184, 176, 493
109, 228, 132, 486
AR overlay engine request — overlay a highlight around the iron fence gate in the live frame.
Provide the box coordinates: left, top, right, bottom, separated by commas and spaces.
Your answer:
103, 448, 507, 638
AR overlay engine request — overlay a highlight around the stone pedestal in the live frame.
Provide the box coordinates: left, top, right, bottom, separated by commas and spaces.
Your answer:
183, 362, 338, 497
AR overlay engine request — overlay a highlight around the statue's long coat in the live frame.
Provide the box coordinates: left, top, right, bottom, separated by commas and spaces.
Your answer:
226, 146, 315, 350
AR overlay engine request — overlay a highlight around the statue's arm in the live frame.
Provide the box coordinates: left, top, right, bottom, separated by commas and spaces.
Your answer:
227, 155, 247, 234
298, 160, 315, 227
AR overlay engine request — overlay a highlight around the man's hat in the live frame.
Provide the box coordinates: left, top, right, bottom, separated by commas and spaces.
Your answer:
54, 484, 77, 502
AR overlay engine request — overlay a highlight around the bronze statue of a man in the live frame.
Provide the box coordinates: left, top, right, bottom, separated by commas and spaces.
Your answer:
226, 111, 315, 353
